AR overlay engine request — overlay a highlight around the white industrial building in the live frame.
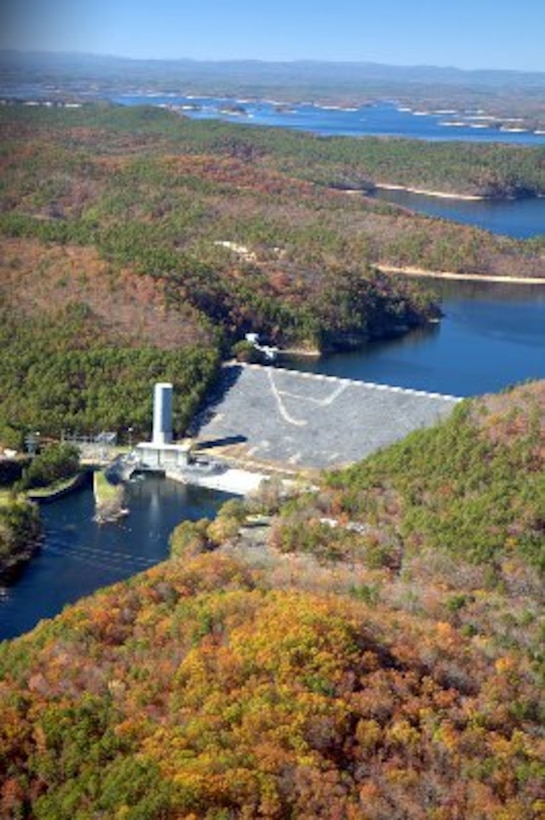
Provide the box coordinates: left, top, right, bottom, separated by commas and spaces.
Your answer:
135, 383, 191, 470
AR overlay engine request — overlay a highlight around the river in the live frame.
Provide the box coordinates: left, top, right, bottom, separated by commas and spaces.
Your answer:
0, 477, 232, 641
1, 99, 544, 642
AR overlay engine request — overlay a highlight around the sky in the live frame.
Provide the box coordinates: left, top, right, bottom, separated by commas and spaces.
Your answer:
2, 0, 545, 73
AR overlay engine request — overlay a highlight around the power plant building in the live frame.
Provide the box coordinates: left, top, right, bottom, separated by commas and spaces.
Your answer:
152, 382, 173, 445
135, 382, 190, 470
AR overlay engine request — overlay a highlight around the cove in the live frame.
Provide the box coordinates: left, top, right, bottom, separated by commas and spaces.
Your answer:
283, 279, 545, 397
0, 477, 231, 642
371, 188, 545, 239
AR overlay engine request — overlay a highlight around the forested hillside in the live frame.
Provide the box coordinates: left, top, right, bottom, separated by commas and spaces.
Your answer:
305, 381, 545, 574
273, 381, 544, 594
0, 497, 41, 581
0, 383, 543, 818
1, 103, 544, 441
1, 106, 543, 286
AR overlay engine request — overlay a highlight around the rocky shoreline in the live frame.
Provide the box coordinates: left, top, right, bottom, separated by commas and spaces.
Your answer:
0, 537, 42, 585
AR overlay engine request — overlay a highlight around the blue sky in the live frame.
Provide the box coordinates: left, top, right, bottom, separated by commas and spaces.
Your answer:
2, 0, 545, 72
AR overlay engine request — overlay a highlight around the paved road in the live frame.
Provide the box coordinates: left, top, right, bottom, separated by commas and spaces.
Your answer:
193, 364, 461, 470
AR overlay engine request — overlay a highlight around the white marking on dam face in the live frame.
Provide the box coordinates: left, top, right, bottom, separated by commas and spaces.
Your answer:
259, 364, 463, 402
195, 364, 462, 470
267, 368, 308, 426
277, 381, 348, 407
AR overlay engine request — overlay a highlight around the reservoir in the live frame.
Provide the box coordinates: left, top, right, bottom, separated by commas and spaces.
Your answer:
112, 96, 545, 146
0, 478, 231, 641
284, 279, 545, 397
1, 99, 544, 642
2, 280, 543, 642
371, 188, 545, 239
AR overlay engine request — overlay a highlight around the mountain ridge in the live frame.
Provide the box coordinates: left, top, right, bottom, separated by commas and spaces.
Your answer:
2, 49, 545, 88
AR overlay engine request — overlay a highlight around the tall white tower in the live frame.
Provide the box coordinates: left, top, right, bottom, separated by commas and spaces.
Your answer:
152, 382, 173, 445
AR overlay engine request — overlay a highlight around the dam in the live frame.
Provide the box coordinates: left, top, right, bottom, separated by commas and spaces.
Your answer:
192, 364, 462, 472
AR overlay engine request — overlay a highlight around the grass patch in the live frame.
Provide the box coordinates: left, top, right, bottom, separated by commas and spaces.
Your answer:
26, 472, 85, 501
93, 470, 122, 504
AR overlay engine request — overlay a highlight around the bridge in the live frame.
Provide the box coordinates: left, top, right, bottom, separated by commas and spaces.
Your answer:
192, 364, 462, 472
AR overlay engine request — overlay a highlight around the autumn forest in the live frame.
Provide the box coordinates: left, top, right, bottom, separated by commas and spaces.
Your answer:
0, 382, 544, 817
0, 100, 544, 818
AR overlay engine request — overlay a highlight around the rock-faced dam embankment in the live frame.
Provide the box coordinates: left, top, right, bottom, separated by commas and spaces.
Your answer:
193, 364, 461, 472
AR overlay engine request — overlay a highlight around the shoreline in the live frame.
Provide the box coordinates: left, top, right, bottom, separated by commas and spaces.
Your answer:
0, 540, 42, 585
377, 264, 545, 285
374, 183, 485, 201
278, 347, 321, 358
27, 470, 90, 503
166, 466, 267, 496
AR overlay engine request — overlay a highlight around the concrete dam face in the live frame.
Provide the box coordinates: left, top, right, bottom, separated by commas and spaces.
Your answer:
193, 364, 461, 471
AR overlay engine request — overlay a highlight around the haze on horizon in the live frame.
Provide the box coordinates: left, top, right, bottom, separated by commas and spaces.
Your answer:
1, 0, 544, 74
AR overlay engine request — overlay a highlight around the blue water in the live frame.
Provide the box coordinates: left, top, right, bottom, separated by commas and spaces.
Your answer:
112, 96, 545, 146
111, 95, 545, 238
0, 477, 231, 641
2, 96, 544, 642
284, 280, 545, 397
372, 188, 545, 239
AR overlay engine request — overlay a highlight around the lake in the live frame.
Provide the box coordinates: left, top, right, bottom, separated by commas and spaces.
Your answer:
111, 95, 545, 238
0, 477, 231, 641
284, 279, 545, 397
371, 188, 545, 239
112, 96, 545, 146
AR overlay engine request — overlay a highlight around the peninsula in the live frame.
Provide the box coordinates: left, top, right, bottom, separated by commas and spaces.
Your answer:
0, 67, 543, 819
1, 101, 543, 450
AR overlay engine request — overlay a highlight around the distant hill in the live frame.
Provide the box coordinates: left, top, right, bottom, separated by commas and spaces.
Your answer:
0, 382, 543, 817
3, 49, 545, 140
2, 49, 545, 91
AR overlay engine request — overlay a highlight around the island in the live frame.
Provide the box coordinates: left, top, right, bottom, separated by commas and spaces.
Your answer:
0, 74, 543, 818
